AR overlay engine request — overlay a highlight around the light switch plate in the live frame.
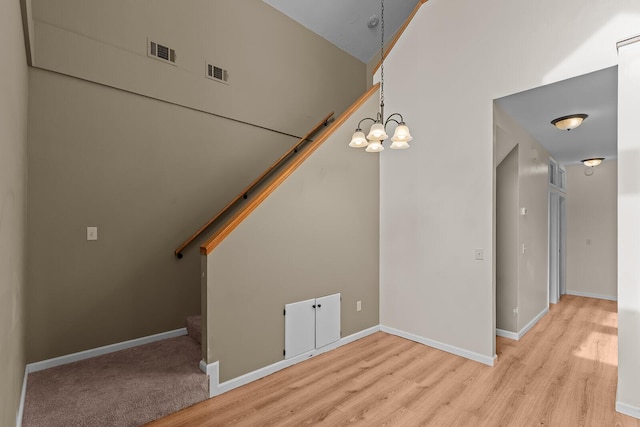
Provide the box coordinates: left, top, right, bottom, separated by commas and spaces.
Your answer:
475, 248, 484, 260
87, 227, 98, 241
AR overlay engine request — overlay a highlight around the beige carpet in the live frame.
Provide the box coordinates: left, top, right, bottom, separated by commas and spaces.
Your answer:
23, 336, 208, 427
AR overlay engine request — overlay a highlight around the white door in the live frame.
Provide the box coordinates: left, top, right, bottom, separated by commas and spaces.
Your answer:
315, 293, 341, 348
284, 298, 315, 359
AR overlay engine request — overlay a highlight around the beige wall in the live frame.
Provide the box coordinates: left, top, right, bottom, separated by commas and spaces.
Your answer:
513, 122, 550, 331
0, 0, 28, 423
566, 161, 617, 300
205, 92, 380, 382
25, 1, 365, 362
30, 0, 364, 138
495, 145, 519, 332
494, 105, 550, 335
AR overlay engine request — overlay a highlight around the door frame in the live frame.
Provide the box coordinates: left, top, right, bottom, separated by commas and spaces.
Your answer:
548, 189, 566, 304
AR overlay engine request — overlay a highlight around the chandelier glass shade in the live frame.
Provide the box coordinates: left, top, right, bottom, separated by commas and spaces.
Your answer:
348, 130, 368, 148
365, 140, 385, 153
367, 122, 388, 141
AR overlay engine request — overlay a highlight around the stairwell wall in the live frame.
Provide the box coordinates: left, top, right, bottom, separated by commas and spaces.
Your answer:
25, 0, 365, 362
0, 0, 28, 423
204, 93, 380, 382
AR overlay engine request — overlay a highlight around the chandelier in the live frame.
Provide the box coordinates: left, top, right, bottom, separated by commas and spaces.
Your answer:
349, 0, 413, 152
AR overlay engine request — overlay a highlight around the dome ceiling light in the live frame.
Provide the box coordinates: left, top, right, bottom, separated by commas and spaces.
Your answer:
551, 114, 588, 131
582, 157, 604, 167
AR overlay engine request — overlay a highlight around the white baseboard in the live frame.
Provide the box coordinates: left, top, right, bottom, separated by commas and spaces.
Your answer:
496, 328, 518, 340
518, 307, 549, 339
27, 328, 187, 373
617, 401, 640, 420
380, 325, 497, 366
566, 290, 617, 301
496, 307, 548, 341
16, 366, 28, 427
201, 325, 381, 397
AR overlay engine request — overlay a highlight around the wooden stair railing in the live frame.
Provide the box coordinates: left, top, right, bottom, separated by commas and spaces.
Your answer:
175, 111, 334, 259
200, 83, 381, 256
177, 0, 424, 259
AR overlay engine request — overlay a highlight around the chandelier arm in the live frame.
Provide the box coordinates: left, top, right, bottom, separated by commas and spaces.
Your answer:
384, 117, 401, 128
387, 113, 404, 122
357, 117, 377, 130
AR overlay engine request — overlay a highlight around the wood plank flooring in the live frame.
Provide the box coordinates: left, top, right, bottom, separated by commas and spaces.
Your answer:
147, 295, 639, 426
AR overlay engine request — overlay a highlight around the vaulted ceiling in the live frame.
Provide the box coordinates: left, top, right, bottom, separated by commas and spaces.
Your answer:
263, 0, 419, 63
263, 1, 617, 165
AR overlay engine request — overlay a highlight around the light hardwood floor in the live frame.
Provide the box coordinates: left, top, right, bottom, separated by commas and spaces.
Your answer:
147, 295, 639, 426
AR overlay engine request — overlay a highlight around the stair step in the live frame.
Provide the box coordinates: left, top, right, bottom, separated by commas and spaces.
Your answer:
185, 315, 202, 345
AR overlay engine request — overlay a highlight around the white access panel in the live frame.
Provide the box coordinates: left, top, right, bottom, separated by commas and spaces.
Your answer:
284, 298, 315, 359
315, 293, 341, 349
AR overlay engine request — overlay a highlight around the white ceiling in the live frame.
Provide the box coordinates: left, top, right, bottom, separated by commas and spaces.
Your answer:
496, 67, 618, 166
263, 0, 419, 63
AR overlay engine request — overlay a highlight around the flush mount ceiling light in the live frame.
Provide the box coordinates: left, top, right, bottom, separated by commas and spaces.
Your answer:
551, 114, 588, 131
349, 0, 413, 153
582, 157, 604, 167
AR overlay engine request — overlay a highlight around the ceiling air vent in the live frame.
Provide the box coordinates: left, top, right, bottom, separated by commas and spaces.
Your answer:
206, 62, 229, 85
147, 39, 176, 65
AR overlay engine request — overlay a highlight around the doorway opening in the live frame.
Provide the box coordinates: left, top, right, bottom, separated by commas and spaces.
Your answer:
548, 189, 566, 304
493, 66, 617, 352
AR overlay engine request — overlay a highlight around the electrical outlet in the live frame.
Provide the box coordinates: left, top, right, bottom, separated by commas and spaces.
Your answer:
356, 301, 362, 312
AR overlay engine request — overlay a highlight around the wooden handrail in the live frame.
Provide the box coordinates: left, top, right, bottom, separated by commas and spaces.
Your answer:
175, 112, 334, 258
200, 83, 381, 256
372, 0, 428, 75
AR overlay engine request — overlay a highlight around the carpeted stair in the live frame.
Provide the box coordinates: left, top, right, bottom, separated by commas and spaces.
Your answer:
186, 314, 202, 345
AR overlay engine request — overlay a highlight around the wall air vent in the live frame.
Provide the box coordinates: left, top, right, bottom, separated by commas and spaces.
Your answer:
206, 62, 229, 85
147, 39, 176, 65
